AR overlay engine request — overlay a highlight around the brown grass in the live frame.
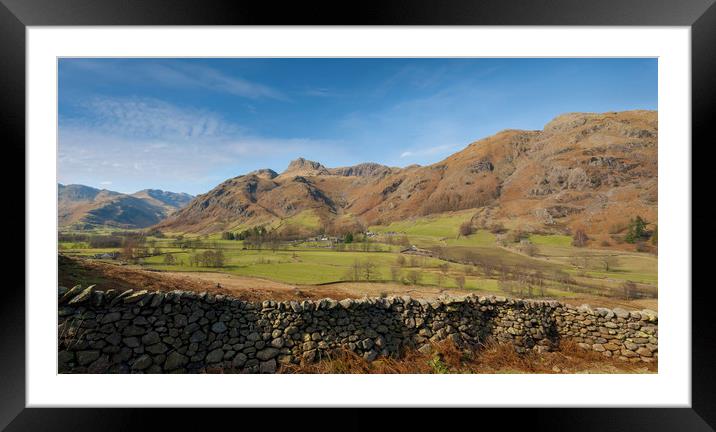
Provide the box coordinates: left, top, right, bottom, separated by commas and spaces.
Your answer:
60, 255, 475, 302
279, 339, 657, 374
58, 254, 233, 295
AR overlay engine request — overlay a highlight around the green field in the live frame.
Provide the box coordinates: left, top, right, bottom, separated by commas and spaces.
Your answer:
59, 210, 658, 300
529, 234, 573, 247
370, 210, 474, 238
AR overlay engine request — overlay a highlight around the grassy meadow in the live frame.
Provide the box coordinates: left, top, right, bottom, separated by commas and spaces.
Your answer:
59, 210, 657, 303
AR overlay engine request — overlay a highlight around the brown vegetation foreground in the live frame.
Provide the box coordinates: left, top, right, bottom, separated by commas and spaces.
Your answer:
60, 255, 361, 302
279, 339, 657, 374
60, 255, 495, 302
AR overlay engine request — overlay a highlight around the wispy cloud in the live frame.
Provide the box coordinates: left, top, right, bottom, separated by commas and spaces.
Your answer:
69, 97, 238, 140
301, 87, 340, 98
370, 64, 454, 99
144, 63, 288, 101
400, 143, 461, 159
59, 96, 337, 194
66, 60, 287, 101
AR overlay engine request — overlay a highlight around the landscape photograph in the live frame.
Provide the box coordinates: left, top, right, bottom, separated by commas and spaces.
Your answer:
57, 58, 658, 374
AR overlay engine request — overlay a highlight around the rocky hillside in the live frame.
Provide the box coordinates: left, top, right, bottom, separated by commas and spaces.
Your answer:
156, 110, 657, 237
58, 184, 193, 229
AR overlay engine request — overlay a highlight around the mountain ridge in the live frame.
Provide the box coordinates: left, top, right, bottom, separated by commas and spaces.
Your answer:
155, 110, 658, 239
58, 184, 194, 229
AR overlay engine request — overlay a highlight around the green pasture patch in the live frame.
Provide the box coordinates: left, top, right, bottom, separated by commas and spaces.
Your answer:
61, 248, 121, 257
282, 210, 322, 230
58, 241, 90, 249
440, 245, 561, 271
529, 234, 573, 247
579, 269, 658, 285
446, 230, 496, 247
370, 210, 474, 238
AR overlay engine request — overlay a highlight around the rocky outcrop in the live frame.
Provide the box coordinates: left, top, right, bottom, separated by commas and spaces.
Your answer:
57, 285, 658, 374
281, 158, 329, 177
246, 169, 278, 180
470, 158, 494, 174
329, 163, 395, 178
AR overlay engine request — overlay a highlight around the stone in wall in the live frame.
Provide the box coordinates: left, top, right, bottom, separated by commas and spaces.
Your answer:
57, 285, 657, 374
554, 304, 658, 363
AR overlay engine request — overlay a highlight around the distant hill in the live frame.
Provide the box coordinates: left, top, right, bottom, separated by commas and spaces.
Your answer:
130, 189, 194, 213
58, 184, 193, 229
155, 110, 657, 238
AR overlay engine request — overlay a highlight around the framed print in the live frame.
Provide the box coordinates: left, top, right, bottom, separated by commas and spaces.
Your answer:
3, 0, 711, 429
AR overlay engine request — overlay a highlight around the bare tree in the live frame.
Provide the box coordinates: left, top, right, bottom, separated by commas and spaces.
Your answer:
532, 271, 545, 297
214, 249, 225, 267
482, 262, 496, 278
459, 221, 474, 237
464, 251, 478, 265
522, 242, 538, 257
406, 270, 422, 286
270, 237, 281, 252
601, 255, 619, 272
362, 238, 372, 252
572, 229, 589, 247
390, 266, 401, 282
438, 262, 450, 275
395, 255, 406, 267
121, 239, 136, 262
570, 253, 592, 270
455, 275, 466, 290
622, 280, 637, 300
363, 260, 377, 281
352, 259, 362, 281
498, 279, 512, 295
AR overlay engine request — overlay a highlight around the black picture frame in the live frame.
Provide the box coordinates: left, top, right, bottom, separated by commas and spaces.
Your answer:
2, 0, 710, 429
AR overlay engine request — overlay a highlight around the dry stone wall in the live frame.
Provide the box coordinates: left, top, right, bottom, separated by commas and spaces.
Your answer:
57, 285, 658, 373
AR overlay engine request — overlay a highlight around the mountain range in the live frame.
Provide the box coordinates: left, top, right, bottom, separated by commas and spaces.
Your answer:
155, 110, 657, 238
58, 184, 193, 229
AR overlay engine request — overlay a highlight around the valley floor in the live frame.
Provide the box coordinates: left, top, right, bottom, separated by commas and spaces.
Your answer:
59, 255, 657, 310
59, 210, 658, 310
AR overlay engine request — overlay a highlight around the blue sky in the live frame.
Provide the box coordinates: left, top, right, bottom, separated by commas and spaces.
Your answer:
58, 58, 657, 195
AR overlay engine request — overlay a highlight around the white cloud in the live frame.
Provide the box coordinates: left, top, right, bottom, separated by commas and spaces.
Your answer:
399, 143, 460, 159
58, 97, 339, 194
70, 97, 237, 140
146, 63, 288, 101
302, 87, 341, 98
67, 60, 287, 101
